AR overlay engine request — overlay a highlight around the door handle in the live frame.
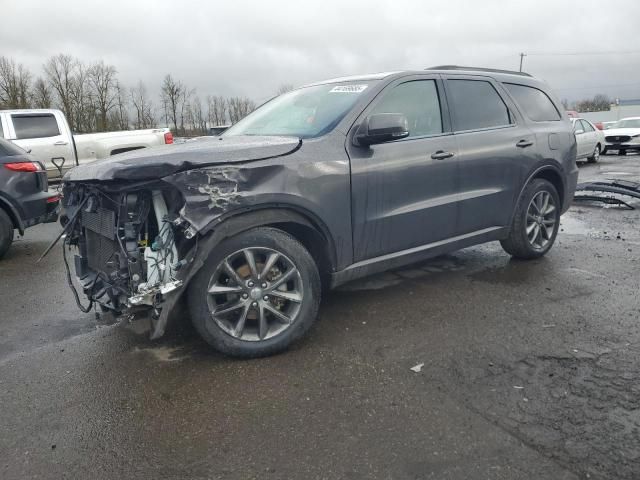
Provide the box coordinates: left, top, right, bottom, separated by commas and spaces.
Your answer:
516, 139, 534, 148
54, 140, 69, 146
431, 150, 454, 160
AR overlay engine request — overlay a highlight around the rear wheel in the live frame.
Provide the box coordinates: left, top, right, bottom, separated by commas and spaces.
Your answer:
0, 209, 14, 260
587, 144, 600, 163
188, 227, 321, 358
500, 179, 560, 260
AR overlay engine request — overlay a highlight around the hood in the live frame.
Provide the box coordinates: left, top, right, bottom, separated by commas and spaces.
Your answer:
604, 127, 640, 137
64, 135, 301, 182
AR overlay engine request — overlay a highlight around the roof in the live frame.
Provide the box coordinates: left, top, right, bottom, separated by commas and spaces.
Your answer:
426, 65, 532, 77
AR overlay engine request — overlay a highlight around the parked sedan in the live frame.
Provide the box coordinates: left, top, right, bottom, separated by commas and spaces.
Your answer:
572, 118, 605, 163
602, 117, 640, 155
0, 138, 60, 258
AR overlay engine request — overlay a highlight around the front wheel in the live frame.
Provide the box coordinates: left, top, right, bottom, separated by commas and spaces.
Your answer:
587, 144, 600, 163
188, 227, 321, 358
500, 179, 560, 260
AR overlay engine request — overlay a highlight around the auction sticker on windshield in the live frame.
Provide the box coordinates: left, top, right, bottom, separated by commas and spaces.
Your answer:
329, 85, 368, 93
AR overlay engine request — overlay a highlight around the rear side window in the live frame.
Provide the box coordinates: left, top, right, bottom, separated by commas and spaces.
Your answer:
446, 80, 512, 131
370, 80, 443, 137
504, 83, 561, 122
12, 114, 60, 139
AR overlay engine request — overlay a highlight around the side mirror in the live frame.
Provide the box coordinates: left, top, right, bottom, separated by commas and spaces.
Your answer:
356, 113, 409, 146
574, 129, 584, 135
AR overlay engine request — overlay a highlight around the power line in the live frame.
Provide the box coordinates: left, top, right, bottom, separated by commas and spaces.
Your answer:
527, 51, 640, 56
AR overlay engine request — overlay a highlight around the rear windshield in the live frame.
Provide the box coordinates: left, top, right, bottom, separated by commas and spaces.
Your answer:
0, 138, 27, 157
223, 81, 377, 139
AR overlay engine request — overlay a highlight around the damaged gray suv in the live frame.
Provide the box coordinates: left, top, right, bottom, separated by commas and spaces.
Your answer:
61, 66, 578, 357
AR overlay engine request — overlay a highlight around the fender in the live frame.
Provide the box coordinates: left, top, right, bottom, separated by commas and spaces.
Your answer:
0, 194, 25, 235
150, 205, 337, 340
507, 162, 566, 227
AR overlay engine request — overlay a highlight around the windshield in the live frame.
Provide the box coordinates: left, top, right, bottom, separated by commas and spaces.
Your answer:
223, 81, 376, 139
616, 119, 640, 129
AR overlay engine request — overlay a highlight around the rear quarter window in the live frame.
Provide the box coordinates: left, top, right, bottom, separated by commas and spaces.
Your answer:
12, 114, 60, 139
0, 138, 27, 156
504, 83, 561, 122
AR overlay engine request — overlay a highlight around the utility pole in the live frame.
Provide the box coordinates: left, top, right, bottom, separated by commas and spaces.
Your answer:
519, 52, 527, 72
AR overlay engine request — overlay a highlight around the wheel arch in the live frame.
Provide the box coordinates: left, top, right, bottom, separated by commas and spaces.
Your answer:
0, 196, 24, 235
200, 206, 338, 282
509, 164, 566, 226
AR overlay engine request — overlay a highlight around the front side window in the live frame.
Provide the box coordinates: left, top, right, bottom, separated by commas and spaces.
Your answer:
12, 114, 60, 139
223, 81, 376, 139
447, 79, 512, 131
369, 80, 443, 138
504, 83, 561, 122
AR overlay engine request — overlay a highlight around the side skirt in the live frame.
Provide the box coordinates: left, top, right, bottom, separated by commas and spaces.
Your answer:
330, 226, 508, 288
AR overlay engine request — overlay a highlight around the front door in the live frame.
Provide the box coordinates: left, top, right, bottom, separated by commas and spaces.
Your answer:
347, 76, 459, 262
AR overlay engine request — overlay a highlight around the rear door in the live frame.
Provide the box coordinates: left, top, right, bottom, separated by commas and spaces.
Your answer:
443, 76, 535, 235
7, 112, 75, 177
347, 74, 459, 261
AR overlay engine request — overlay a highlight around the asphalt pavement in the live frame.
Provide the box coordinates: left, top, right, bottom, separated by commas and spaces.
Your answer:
1, 154, 639, 479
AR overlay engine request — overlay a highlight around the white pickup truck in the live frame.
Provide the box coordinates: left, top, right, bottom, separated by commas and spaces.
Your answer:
0, 109, 173, 180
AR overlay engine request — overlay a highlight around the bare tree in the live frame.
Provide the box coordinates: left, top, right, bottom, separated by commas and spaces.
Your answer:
228, 96, 256, 123
44, 54, 77, 127
207, 95, 228, 126
130, 81, 155, 129
31, 77, 52, 108
88, 60, 118, 131
191, 96, 207, 134
160, 74, 185, 133
109, 82, 129, 130
276, 83, 294, 95
70, 61, 94, 132
0, 57, 32, 108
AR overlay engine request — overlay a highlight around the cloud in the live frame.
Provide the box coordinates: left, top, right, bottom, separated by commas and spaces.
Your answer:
2, 0, 640, 102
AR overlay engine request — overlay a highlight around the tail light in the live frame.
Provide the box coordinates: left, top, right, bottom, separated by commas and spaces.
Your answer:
164, 131, 174, 144
4, 162, 42, 172
46, 194, 60, 204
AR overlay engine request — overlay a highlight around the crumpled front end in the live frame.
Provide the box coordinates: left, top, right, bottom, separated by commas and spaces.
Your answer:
61, 181, 195, 331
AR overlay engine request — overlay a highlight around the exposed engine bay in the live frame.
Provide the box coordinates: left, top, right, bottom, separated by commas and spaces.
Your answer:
62, 183, 193, 323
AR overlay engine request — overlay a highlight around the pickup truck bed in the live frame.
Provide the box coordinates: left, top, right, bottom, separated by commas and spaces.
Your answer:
0, 109, 173, 180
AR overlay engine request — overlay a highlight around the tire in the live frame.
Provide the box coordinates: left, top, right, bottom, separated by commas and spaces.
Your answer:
187, 227, 321, 358
587, 144, 600, 163
0, 209, 14, 260
601, 147, 608, 156
500, 179, 560, 260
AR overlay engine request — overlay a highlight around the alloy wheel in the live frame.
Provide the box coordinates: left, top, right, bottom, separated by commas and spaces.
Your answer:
206, 247, 304, 341
526, 191, 557, 250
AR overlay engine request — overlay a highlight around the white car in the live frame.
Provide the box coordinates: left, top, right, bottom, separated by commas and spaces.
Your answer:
572, 118, 605, 163
602, 117, 640, 156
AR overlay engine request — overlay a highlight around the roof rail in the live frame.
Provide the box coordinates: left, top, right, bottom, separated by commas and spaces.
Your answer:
426, 65, 533, 77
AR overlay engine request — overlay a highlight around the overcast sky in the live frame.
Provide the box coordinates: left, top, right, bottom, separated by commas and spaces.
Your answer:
3, 0, 640, 103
